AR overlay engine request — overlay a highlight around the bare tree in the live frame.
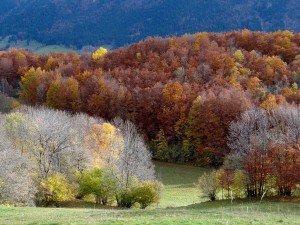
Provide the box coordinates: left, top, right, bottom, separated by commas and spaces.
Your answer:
0, 125, 36, 205
270, 106, 300, 148
113, 118, 155, 184
227, 108, 271, 169
105, 118, 156, 207
4, 106, 94, 179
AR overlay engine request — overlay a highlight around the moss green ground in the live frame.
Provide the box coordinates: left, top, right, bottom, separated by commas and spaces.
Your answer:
1, 161, 300, 225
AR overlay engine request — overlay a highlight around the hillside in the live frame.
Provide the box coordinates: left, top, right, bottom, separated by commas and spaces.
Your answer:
0, 0, 299, 48
1, 30, 300, 167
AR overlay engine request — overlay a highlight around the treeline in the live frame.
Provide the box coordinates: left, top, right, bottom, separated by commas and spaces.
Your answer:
1, 30, 300, 166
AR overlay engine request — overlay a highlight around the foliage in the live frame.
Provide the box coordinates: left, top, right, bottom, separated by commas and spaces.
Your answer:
231, 170, 248, 198
0, 93, 19, 113
92, 47, 108, 60
196, 171, 218, 201
234, 50, 244, 62
38, 173, 75, 205
227, 106, 300, 197
132, 181, 163, 209
79, 168, 114, 205
0, 136, 36, 205
1, 105, 159, 207
1, 31, 300, 165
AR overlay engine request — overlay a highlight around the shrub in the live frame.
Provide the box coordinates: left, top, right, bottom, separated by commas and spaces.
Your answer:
38, 173, 75, 206
79, 168, 114, 205
132, 181, 163, 209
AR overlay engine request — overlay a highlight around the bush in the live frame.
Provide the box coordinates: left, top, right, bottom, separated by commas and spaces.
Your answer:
38, 173, 75, 206
132, 181, 163, 209
79, 168, 114, 205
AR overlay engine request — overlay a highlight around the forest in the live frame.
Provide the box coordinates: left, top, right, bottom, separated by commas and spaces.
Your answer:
1, 30, 300, 205
0, 0, 299, 48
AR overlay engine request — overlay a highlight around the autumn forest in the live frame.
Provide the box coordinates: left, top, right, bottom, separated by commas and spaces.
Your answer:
1, 30, 300, 204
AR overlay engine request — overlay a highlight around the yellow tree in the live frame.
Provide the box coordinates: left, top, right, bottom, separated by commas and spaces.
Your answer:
20, 67, 45, 104
92, 47, 108, 60
46, 80, 62, 109
234, 50, 245, 63
46, 77, 81, 112
84, 123, 123, 167
61, 77, 81, 112
260, 94, 278, 111
246, 77, 261, 93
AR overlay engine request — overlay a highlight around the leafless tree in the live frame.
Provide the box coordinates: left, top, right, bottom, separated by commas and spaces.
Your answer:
227, 108, 271, 168
270, 106, 300, 148
113, 118, 155, 184
0, 122, 36, 205
101, 118, 156, 206
4, 106, 95, 179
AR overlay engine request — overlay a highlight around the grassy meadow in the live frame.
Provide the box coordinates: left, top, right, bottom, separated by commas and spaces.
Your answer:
154, 161, 210, 207
1, 162, 300, 225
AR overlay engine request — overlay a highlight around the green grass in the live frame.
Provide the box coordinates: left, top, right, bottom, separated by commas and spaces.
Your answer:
1, 162, 300, 224
1, 198, 300, 224
154, 161, 210, 207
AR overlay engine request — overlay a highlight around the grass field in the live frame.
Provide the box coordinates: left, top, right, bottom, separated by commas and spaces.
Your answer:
154, 161, 210, 207
1, 162, 300, 224
1, 198, 300, 224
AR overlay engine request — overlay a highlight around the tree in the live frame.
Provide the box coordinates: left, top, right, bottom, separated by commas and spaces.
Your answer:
46, 77, 81, 112
234, 50, 244, 63
92, 47, 108, 60
46, 80, 61, 109
84, 123, 123, 167
20, 67, 45, 104
4, 107, 90, 180
231, 170, 247, 198
191, 88, 253, 166
216, 168, 234, 199
227, 105, 300, 197
0, 134, 36, 205
110, 118, 156, 207
269, 144, 300, 196
227, 108, 272, 197
196, 171, 218, 201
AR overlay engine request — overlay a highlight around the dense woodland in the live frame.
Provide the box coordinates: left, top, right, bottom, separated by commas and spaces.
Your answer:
0, 0, 299, 48
1, 30, 300, 167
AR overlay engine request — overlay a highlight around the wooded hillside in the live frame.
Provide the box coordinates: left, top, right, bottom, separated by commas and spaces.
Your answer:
1, 30, 300, 166
0, 0, 299, 48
